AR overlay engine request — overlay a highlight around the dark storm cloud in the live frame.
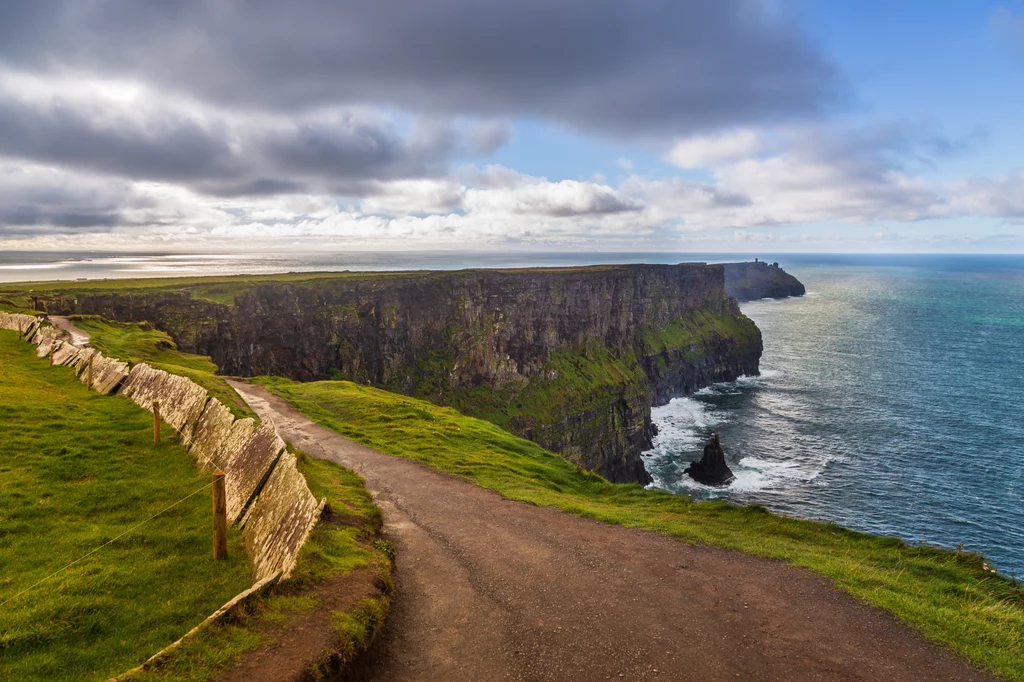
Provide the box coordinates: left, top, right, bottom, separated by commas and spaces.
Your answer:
0, 0, 843, 136
0, 167, 137, 233
0, 85, 481, 195
0, 210, 121, 234
0, 88, 240, 183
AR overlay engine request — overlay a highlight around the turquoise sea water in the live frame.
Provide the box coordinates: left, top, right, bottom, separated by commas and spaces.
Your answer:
643, 255, 1024, 576
3, 251, 1021, 574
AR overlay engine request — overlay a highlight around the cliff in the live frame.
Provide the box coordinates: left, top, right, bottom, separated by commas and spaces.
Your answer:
723, 261, 805, 301
34, 264, 762, 484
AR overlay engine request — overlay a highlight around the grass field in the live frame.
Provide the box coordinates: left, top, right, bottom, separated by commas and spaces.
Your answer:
0, 330, 252, 681
127, 452, 392, 681
256, 375, 1024, 681
70, 316, 255, 419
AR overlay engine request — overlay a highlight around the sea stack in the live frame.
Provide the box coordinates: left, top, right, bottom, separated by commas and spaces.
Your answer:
684, 434, 735, 486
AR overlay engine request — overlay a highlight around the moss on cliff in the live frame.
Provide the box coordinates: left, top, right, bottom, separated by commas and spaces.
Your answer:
639, 306, 761, 363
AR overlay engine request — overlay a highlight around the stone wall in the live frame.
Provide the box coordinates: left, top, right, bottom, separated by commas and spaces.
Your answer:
0, 312, 321, 584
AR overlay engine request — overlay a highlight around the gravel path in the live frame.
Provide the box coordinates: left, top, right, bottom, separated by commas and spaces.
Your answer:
229, 380, 993, 682
48, 315, 90, 347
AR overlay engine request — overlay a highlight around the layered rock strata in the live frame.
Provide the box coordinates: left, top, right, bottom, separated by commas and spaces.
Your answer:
36, 264, 763, 483
723, 261, 806, 301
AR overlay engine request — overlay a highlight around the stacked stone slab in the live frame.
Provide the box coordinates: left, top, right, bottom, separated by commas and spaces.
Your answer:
6, 317, 325, 584
241, 452, 324, 582
222, 422, 286, 524
33, 325, 59, 358
119, 363, 210, 444
186, 398, 286, 523
50, 339, 86, 368
0, 312, 40, 338
86, 353, 131, 395
190, 398, 239, 469
117, 364, 319, 578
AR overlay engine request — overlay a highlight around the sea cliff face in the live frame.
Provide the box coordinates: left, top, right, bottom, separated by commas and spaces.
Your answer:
40, 264, 761, 483
723, 261, 805, 301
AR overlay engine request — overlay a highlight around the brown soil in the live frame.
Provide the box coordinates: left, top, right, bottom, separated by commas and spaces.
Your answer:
229, 381, 995, 682
213, 522, 382, 682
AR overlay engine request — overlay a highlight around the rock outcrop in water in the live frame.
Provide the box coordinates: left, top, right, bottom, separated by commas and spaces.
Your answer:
32, 264, 762, 484
684, 434, 735, 486
723, 261, 805, 301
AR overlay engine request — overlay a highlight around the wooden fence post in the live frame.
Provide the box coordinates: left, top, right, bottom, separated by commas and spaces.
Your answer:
17, 322, 23, 341
212, 472, 228, 560
86, 354, 94, 390
49, 343, 55, 365
153, 401, 161, 444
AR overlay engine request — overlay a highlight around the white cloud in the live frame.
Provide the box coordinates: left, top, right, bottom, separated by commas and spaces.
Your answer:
5, 127, 1024, 254
464, 178, 643, 218
664, 129, 762, 168
360, 179, 466, 216
946, 170, 1024, 218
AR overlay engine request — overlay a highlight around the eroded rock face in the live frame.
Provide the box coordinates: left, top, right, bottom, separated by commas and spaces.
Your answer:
44, 264, 763, 484
685, 434, 735, 486
723, 262, 805, 301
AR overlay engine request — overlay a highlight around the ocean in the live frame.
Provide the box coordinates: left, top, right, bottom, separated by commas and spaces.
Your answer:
643, 254, 1024, 577
3, 251, 1022, 574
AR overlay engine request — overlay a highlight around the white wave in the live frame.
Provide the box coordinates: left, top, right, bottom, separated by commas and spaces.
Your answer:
732, 456, 822, 490
649, 396, 725, 446
649, 454, 827, 496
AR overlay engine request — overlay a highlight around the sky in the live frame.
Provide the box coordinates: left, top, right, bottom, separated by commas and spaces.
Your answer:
0, 1, 1022, 254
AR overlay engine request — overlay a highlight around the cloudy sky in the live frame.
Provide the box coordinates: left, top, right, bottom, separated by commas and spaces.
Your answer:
0, 0, 1022, 253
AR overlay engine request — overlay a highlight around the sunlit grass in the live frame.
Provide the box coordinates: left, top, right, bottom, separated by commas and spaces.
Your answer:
0, 331, 252, 682
70, 316, 255, 419
128, 454, 391, 682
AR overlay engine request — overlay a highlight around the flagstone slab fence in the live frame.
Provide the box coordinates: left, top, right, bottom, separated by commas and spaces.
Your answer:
1, 312, 323, 583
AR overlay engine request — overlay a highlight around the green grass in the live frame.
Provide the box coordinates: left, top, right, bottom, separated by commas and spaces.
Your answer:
69, 316, 255, 419
0, 302, 47, 316
0, 263, 655, 308
127, 453, 391, 682
255, 375, 1024, 681
0, 330, 252, 682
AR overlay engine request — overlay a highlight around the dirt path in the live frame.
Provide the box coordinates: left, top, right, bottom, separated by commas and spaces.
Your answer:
48, 315, 90, 347
229, 381, 993, 682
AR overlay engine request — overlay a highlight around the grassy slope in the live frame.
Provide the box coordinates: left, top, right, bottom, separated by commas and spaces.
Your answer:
255, 375, 1024, 681
52, 319, 393, 680
0, 331, 252, 682
70, 316, 255, 419
128, 453, 392, 682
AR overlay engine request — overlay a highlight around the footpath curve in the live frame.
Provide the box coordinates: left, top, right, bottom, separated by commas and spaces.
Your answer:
229, 380, 992, 682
